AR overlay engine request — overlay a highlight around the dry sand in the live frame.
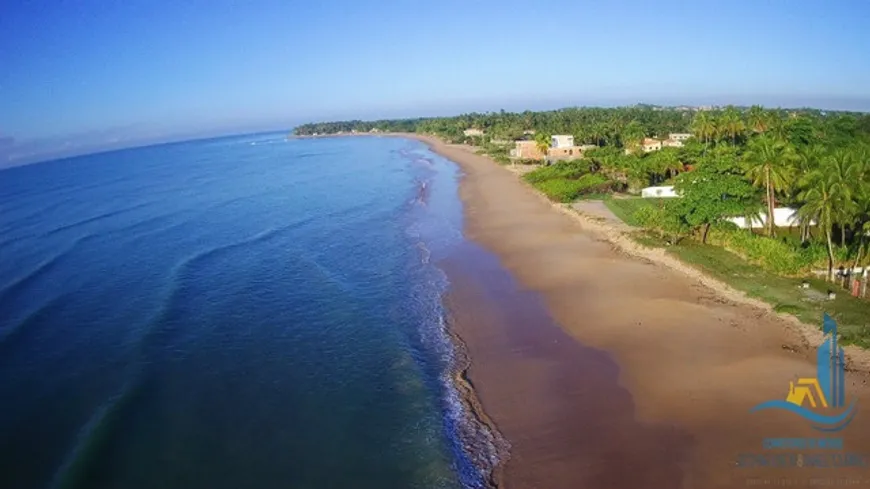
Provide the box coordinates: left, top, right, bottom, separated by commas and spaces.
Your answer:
402, 134, 870, 489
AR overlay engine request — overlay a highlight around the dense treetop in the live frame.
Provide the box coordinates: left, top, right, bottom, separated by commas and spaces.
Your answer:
294, 105, 870, 149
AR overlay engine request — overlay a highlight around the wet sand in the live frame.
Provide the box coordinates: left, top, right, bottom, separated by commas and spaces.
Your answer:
442, 241, 691, 488
414, 135, 870, 488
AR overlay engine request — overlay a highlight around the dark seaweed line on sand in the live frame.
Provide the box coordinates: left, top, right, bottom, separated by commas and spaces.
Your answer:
445, 311, 511, 489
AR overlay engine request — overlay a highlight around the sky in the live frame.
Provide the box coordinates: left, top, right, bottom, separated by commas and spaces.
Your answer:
1, 0, 869, 165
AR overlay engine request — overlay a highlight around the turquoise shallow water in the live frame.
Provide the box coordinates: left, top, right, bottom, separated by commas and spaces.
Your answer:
0, 134, 493, 489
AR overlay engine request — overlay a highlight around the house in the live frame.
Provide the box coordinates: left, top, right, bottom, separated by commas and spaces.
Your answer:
369, 128, 381, 133
551, 135, 574, 148
523, 129, 536, 135
579, 144, 599, 151
546, 135, 594, 162
663, 133, 692, 147
726, 208, 814, 229
463, 128, 485, 137
510, 140, 545, 160
641, 138, 662, 152
641, 186, 679, 198
546, 146, 582, 161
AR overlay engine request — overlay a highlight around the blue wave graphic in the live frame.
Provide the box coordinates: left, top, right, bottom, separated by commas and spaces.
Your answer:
750, 400, 857, 431
814, 409, 857, 432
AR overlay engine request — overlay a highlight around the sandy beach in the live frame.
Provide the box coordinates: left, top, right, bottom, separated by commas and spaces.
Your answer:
405, 134, 870, 489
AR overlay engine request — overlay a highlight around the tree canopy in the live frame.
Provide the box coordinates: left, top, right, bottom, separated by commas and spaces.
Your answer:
295, 104, 870, 279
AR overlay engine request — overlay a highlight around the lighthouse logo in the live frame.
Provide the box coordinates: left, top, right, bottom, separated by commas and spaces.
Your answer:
750, 314, 856, 432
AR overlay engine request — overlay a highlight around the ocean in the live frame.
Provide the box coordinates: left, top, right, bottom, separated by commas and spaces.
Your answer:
0, 134, 498, 489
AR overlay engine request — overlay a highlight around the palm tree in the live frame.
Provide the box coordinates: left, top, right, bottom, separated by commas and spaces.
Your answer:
653, 149, 684, 180
588, 123, 606, 147
719, 106, 746, 145
798, 168, 842, 282
798, 144, 826, 173
691, 112, 716, 152
535, 132, 551, 161
747, 105, 770, 134
738, 203, 766, 234
851, 144, 869, 232
768, 114, 788, 142
621, 121, 645, 152
824, 150, 862, 246
623, 155, 650, 193
742, 136, 798, 237
794, 145, 829, 241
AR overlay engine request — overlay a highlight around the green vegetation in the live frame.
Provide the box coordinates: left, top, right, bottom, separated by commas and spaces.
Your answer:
655, 241, 870, 348
297, 104, 870, 344
522, 161, 611, 202
297, 105, 870, 281
604, 197, 660, 227
295, 105, 699, 144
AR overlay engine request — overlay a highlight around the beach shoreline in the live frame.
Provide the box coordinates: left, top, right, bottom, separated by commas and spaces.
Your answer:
307, 133, 870, 487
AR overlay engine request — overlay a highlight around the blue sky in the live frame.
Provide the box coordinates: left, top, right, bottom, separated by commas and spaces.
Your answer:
1, 0, 869, 164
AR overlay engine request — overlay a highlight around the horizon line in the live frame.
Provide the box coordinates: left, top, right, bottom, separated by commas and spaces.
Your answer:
5, 101, 870, 170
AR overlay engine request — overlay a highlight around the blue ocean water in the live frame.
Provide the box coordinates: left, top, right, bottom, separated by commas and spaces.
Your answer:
0, 134, 495, 489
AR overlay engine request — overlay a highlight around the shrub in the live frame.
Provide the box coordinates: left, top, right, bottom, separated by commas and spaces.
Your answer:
532, 173, 609, 203
523, 161, 588, 184
706, 228, 830, 275
633, 205, 690, 244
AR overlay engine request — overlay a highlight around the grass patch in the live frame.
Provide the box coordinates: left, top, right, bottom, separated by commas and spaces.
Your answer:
664, 241, 870, 348
774, 304, 801, 314
603, 196, 666, 227
575, 192, 610, 201
631, 231, 669, 248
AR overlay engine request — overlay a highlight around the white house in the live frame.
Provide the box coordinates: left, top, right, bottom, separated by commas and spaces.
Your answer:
669, 133, 692, 141
641, 186, 679, 198
726, 208, 814, 229
551, 135, 574, 148
463, 128, 484, 137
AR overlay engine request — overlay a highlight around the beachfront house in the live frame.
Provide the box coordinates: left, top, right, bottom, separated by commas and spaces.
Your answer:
726, 208, 814, 229
463, 128, 485, 137
641, 138, 662, 152
510, 136, 596, 162
510, 140, 545, 160
638, 190, 814, 228
662, 133, 692, 148
546, 135, 594, 162
551, 135, 574, 148
547, 146, 580, 161
641, 186, 679, 198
